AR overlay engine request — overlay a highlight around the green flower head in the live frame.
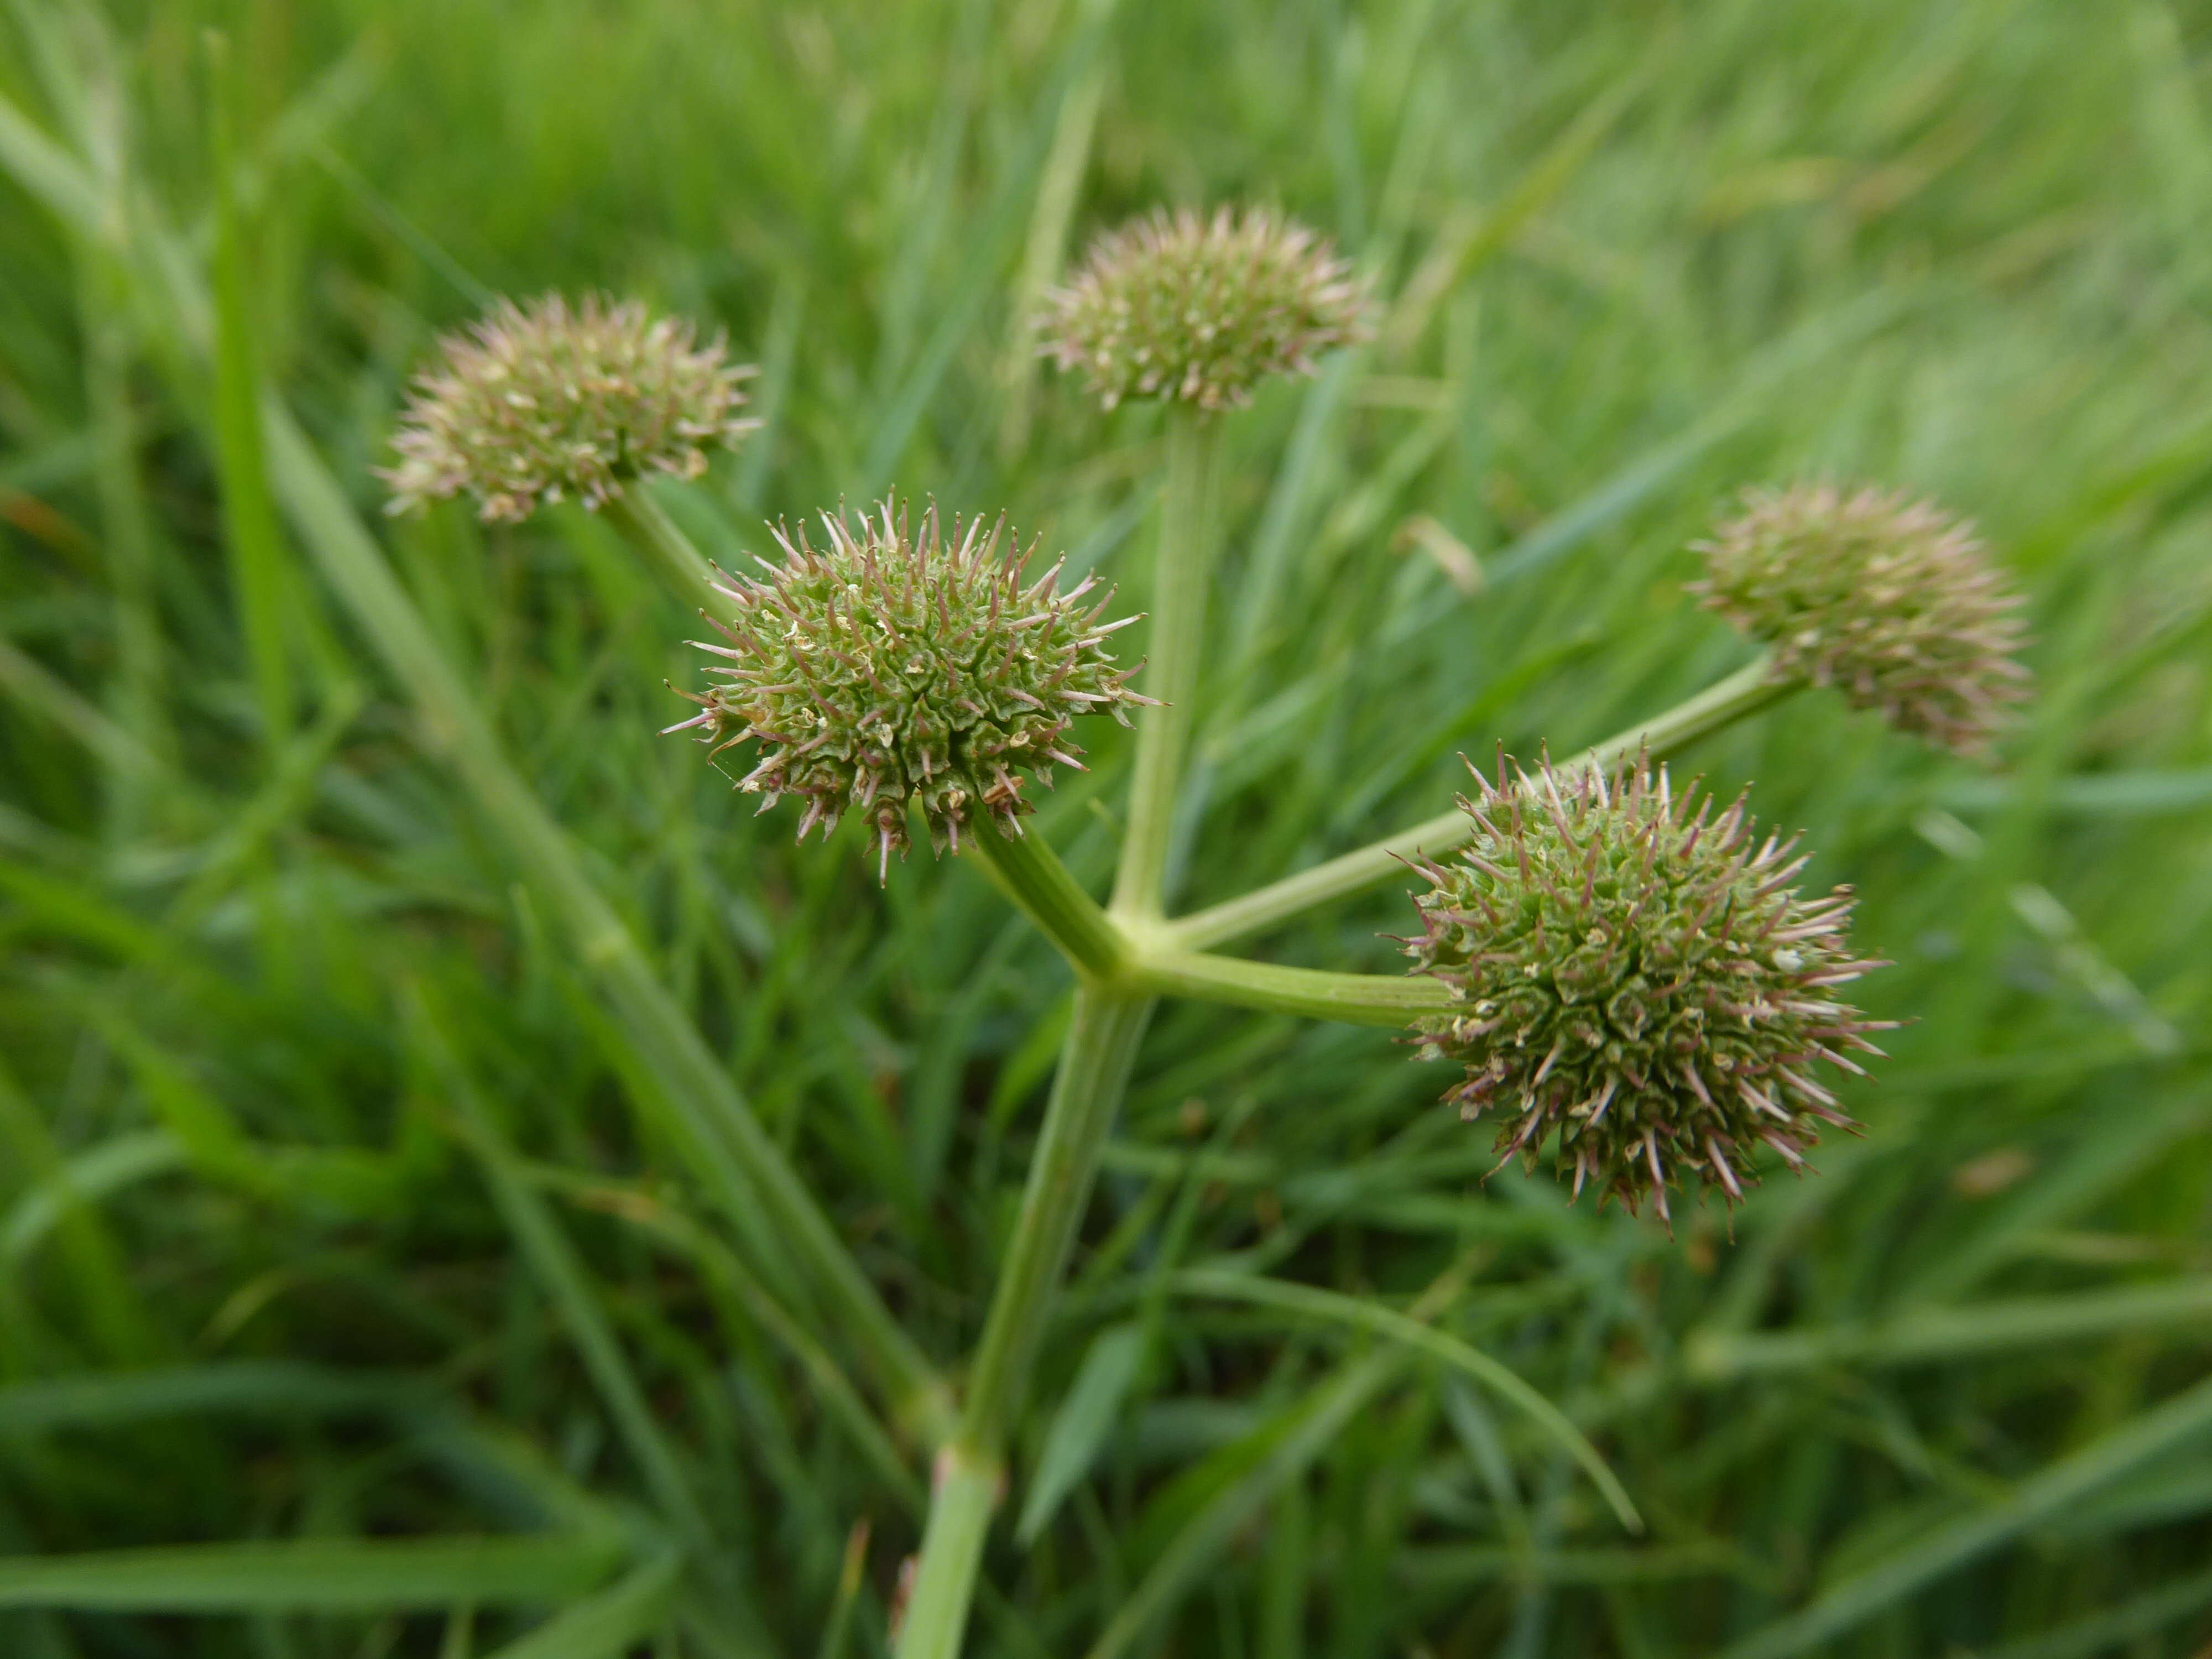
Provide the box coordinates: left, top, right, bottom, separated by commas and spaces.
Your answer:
669, 500, 1151, 880
1041, 206, 1371, 412
384, 293, 755, 523
1691, 483, 2032, 757
1405, 753, 1890, 1222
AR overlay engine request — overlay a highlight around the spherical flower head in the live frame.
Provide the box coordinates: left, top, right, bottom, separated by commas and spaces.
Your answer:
384, 293, 756, 523
667, 500, 1151, 881
1404, 753, 1891, 1223
1041, 206, 1371, 412
1690, 483, 2032, 757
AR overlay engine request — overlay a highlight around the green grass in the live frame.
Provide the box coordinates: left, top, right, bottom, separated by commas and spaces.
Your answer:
2, 0, 2211, 1655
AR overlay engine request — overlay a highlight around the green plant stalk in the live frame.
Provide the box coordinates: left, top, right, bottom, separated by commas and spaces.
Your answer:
1111, 405, 1227, 922
603, 488, 722, 615
895, 987, 1152, 1659
1168, 651, 1791, 950
895, 1454, 1001, 1659
900, 409, 1226, 1659
965, 817, 1128, 980
261, 407, 952, 1449
1130, 949, 1453, 1026
973, 821, 1457, 1027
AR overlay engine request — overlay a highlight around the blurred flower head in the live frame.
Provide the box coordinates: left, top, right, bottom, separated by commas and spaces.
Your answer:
1405, 752, 1889, 1223
669, 499, 1150, 880
1691, 483, 2032, 757
1041, 206, 1370, 412
384, 293, 755, 523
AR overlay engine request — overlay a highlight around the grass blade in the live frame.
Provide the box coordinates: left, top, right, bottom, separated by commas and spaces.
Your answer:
1717, 1371, 2212, 1659
1167, 1267, 1639, 1532
480, 1553, 681, 1659
416, 995, 718, 1559
0, 1534, 627, 1613
1015, 1321, 1146, 1545
206, 31, 295, 749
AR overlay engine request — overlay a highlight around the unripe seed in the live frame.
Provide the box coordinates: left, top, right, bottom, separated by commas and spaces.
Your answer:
1404, 752, 1892, 1223
384, 293, 756, 523
668, 500, 1151, 881
1691, 483, 2032, 757
1041, 206, 1371, 413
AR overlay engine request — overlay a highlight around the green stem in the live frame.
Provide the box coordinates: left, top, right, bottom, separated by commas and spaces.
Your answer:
1130, 950, 1453, 1027
603, 487, 721, 614
895, 1452, 1002, 1659
964, 816, 1128, 981
1110, 405, 1226, 924
894, 988, 1153, 1659
1167, 652, 1792, 951
901, 410, 1229, 1659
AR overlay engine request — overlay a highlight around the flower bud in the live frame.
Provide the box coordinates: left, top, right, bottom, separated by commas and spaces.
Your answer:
384, 293, 755, 523
669, 500, 1150, 880
1041, 206, 1370, 412
1691, 483, 2032, 756
1405, 753, 1890, 1222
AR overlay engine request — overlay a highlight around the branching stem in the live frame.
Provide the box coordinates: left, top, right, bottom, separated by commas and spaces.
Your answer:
899, 404, 1224, 1659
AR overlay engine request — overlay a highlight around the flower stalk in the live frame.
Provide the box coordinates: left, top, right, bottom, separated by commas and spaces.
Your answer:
1111, 404, 1226, 922
602, 487, 719, 613
1166, 651, 1792, 952
965, 815, 1129, 982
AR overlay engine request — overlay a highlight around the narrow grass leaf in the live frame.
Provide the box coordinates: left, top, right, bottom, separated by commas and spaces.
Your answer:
1016, 1321, 1147, 1545
479, 1553, 681, 1659
1717, 1372, 2212, 1659
1168, 1267, 1640, 1532
0, 1534, 628, 1613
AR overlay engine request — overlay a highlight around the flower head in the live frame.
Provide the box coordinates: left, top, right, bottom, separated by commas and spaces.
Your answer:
669, 500, 1149, 880
1691, 483, 2032, 756
1405, 753, 1890, 1222
384, 293, 755, 523
1041, 206, 1370, 411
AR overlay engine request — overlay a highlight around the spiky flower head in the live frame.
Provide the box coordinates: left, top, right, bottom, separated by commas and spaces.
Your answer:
1691, 483, 2032, 757
667, 500, 1149, 880
1404, 753, 1890, 1223
384, 293, 755, 523
1041, 206, 1371, 411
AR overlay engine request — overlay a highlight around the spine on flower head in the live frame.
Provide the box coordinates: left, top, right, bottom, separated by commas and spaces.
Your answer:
1404, 750, 1892, 1223
667, 500, 1152, 881
383, 293, 755, 523
1040, 205, 1372, 411
1690, 482, 2032, 757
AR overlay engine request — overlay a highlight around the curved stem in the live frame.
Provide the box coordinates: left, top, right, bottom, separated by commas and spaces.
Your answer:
1166, 653, 1792, 951
1110, 406, 1226, 923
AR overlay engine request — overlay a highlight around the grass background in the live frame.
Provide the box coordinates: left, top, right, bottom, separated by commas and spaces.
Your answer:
3, 0, 2212, 1654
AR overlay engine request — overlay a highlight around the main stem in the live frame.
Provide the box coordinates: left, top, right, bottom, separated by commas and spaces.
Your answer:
898, 406, 1225, 1659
